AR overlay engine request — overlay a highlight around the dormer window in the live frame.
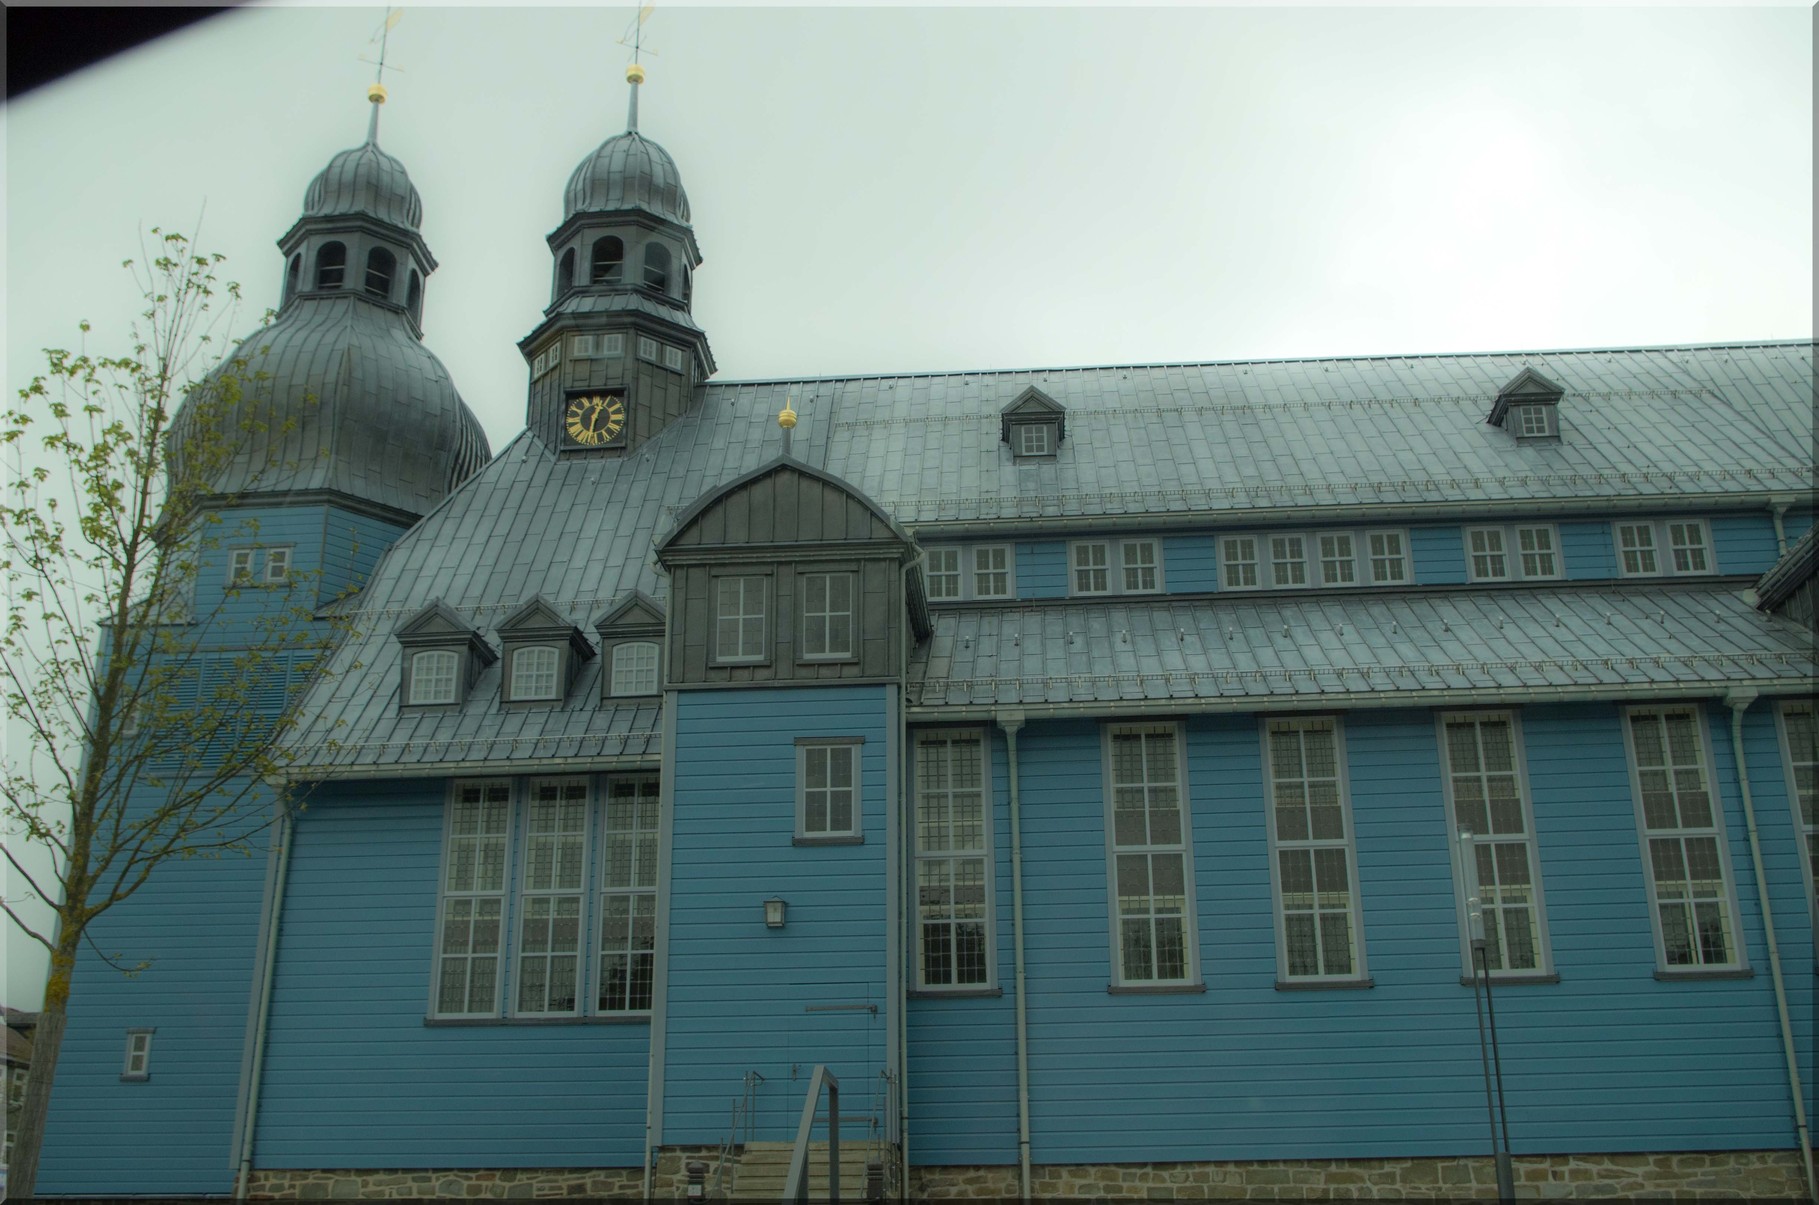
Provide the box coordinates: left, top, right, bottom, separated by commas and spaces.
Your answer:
508, 646, 560, 701
1001, 386, 1067, 459
497, 596, 595, 706
592, 236, 623, 285
1489, 366, 1564, 442
364, 248, 396, 300
395, 601, 497, 710
315, 242, 347, 289
611, 642, 660, 696
594, 591, 667, 702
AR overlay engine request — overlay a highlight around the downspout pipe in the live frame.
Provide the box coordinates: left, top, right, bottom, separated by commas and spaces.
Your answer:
234, 804, 296, 1200
1722, 689, 1816, 1203
997, 709, 1032, 1201
1770, 500, 1791, 556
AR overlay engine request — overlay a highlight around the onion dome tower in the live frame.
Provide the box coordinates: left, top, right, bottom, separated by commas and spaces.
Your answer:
519, 62, 714, 456
171, 83, 491, 523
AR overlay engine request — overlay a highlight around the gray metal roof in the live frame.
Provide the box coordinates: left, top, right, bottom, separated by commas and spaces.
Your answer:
906, 583, 1816, 717
302, 139, 422, 229
288, 340, 1814, 773
173, 295, 491, 518
564, 131, 691, 225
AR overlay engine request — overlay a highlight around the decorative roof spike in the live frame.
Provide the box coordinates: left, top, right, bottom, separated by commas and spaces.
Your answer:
626, 62, 645, 132
366, 82, 386, 144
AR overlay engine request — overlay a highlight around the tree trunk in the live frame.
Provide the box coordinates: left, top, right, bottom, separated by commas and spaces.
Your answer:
8, 929, 77, 1197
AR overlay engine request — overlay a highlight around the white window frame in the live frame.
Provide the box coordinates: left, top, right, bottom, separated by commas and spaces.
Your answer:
514, 778, 591, 1017
1437, 711, 1553, 979
1622, 705, 1746, 973
262, 547, 293, 584
662, 345, 685, 372
1512, 403, 1556, 439
1666, 520, 1711, 574
121, 1028, 154, 1081
1070, 541, 1112, 596
1121, 539, 1161, 593
509, 645, 561, 701
609, 641, 660, 697
1616, 518, 1714, 578
971, 546, 1012, 600
569, 333, 602, 358
1262, 716, 1368, 985
797, 737, 863, 843
924, 548, 961, 601
1013, 422, 1056, 458
432, 781, 512, 1018
637, 335, 661, 362
531, 345, 560, 378
1516, 525, 1561, 579
713, 574, 769, 664
1367, 530, 1408, 583
1269, 535, 1308, 587
408, 648, 460, 706
1773, 700, 1818, 951
1465, 527, 1509, 582
597, 774, 659, 1014
913, 729, 994, 990
799, 570, 856, 662
1103, 722, 1198, 987
228, 547, 255, 585
1317, 532, 1357, 586
1465, 524, 1562, 582
1220, 536, 1260, 590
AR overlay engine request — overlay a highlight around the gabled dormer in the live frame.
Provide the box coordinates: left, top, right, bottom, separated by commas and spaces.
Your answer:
394, 600, 497, 709
1001, 386, 1067, 458
594, 591, 666, 700
497, 596, 595, 706
1487, 366, 1565, 442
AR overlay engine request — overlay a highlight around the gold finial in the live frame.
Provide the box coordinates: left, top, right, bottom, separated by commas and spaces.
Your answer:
626, 63, 646, 85
368, 82, 388, 104
778, 403, 798, 430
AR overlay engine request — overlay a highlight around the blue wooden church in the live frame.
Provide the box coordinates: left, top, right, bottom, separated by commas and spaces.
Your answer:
36, 67, 1818, 1201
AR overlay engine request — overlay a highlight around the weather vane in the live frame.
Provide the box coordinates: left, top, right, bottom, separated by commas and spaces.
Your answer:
617, 6, 657, 132
357, 8, 405, 141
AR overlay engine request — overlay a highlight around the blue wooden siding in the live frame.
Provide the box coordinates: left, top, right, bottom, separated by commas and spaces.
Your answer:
664, 685, 892, 1146
36, 784, 274, 1195
1017, 541, 1068, 599
1161, 535, 1218, 594
906, 728, 1019, 1166
1711, 512, 1781, 576
319, 506, 410, 605
253, 780, 651, 1168
1409, 526, 1466, 585
1559, 520, 1614, 580
932, 706, 1814, 1167
1785, 509, 1814, 542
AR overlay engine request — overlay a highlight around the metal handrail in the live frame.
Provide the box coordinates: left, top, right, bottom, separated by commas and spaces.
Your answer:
712, 1070, 765, 1199
782, 1065, 841, 1204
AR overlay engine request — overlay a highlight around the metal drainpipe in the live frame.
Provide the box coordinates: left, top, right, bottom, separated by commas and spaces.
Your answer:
997, 709, 1032, 1200
234, 805, 296, 1200
1771, 501, 1791, 556
1722, 689, 1817, 1203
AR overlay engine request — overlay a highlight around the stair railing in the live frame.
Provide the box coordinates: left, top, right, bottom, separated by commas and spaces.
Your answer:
712, 1070, 765, 1199
782, 1065, 840, 1204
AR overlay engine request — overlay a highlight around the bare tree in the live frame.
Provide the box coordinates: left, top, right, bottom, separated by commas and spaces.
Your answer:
1, 231, 343, 1193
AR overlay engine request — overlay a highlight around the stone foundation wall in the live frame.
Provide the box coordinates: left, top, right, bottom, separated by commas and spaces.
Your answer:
248, 1149, 1809, 1200
915, 1150, 1810, 1201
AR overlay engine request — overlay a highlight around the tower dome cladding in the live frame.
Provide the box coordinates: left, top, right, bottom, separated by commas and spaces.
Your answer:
563, 131, 692, 225
302, 140, 424, 229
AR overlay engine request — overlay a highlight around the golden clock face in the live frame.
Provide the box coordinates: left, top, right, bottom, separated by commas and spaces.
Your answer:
564, 393, 626, 447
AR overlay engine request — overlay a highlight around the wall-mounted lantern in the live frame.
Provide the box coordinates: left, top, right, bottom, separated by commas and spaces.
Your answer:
764, 897, 788, 929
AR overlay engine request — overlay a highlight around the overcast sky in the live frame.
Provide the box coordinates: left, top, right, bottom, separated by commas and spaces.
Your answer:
3, 3, 1811, 1006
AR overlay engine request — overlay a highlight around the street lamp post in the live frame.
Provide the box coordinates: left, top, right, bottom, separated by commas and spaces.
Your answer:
1460, 828, 1516, 1203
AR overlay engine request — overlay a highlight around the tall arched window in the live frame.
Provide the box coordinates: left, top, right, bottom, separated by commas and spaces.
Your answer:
643, 243, 671, 293
591, 237, 623, 284
406, 271, 423, 324
315, 242, 347, 289
284, 254, 301, 303
364, 248, 396, 300
558, 248, 576, 296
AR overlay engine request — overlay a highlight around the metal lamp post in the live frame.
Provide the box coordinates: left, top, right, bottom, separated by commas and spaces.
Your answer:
1460, 828, 1515, 1202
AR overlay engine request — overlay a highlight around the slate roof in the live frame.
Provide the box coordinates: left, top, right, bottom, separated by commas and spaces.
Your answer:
906, 582, 1816, 717
288, 339, 1814, 775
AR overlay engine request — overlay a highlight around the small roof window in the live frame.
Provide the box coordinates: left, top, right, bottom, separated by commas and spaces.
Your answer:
394, 600, 497, 709
1001, 386, 1066, 458
1488, 366, 1564, 442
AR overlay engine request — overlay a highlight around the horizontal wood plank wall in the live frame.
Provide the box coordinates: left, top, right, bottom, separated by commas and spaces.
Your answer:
1711, 512, 1781, 575
319, 506, 409, 606
192, 505, 343, 637
670, 559, 899, 685
968, 706, 1809, 1167
906, 726, 1019, 1166
1018, 541, 1067, 599
664, 685, 892, 1146
36, 782, 275, 1195
1409, 525, 1466, 584
1559, 520, 1615, 580
1161, 534, 1219, 594
253, 782, 650, 1168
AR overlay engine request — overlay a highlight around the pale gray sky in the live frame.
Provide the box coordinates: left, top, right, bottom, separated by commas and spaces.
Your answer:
3, 3, 1812, 1007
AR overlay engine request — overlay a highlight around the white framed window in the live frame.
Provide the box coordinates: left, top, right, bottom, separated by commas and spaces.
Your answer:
1367, 531, 1408, 583
509, 645, 561, 701
515, 779, 590, 1016
637, 335, 660, 362
799, 571, 855, 660
1220, 537, 1259, 589
662, 346, 685, 372
1667, 521, 1709, 573
798, 738, 862, 841
1121, 539, 1160, 593
1264, 717, 1365, 983
569, 333, 602, 358
531, 345, 560, 378
1318, 533, 1356, 585
434, 782, 511, 1017
1071, 541, 1111, 595
972, 546, 1012, 600
1616, 519, 1713, 578
1466, 525, 1562, 582
1440, 713, 1550, 977
1513, 404, 1555, 438
228, 548, 254, 585
1105, 723, 1196, 985
714, 575, 768, 663
1774, 700, 1818, 945
609, 641, 659, 697
1270, 535, 1307, 587
598, 774, 659, 1013
121, 1029, 154, 1081
1517, 525, 1559, 578
914, 730, 992, 988
262, 547, 292, 583
925, 548, 961, 601
1617, 522, 1659, 575
1013, 422, 1055, 458
408, 649, 460, 705
1624, 706, 1743, 971
1466, 528, 1508, 581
